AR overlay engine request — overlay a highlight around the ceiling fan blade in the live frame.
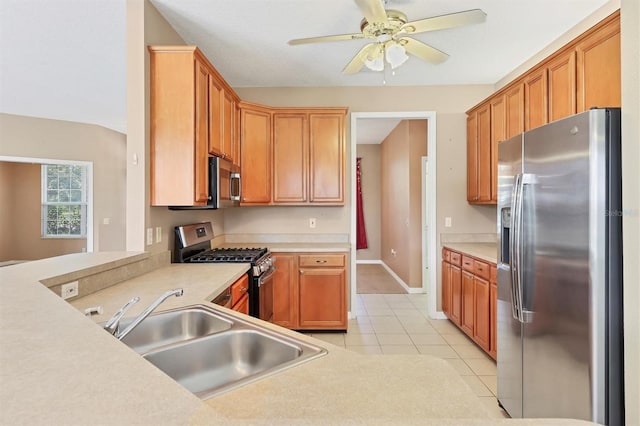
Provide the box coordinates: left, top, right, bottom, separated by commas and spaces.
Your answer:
401, 9, 486, 34
342, 43, 379, 74
289, 33, 366, 45
354, 0, 389, 25
401, 38, 449, 65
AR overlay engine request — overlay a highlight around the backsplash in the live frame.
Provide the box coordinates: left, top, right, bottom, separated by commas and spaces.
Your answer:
440, 233, 497, 244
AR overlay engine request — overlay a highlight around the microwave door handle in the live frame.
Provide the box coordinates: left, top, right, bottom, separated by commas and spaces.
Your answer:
230, 172, 241, 201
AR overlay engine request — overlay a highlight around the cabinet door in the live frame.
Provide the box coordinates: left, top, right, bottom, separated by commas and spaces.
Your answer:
308, 113, 344, 204
233, 103, 241, 167
450, 265, 462, 326
222, 91, 234, 160
576, 15, 621, 112
547, 50, 576, 122
194, 61, 210, 204
474, 276, 490, 352
240, 106, 271, 204
232, 293, 249, 315
208, 75, 223, 157
490, 280, 497, 359
272, 253, 298, 329
466, 112, 478, 203
490, 96, 506, 202
442, 261, 451, 317
477, 104, 491, 202
524, 68, 548, 131
273, 113, 308, 203
298, 268, 346, 329
461, 270, 475, 336
505, 83, 525, 138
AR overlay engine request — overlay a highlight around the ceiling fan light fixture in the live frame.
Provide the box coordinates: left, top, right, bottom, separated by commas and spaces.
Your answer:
385, 42, 408, 69
364, 54, 384, 71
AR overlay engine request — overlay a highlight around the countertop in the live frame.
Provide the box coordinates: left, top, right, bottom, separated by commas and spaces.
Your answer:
442, 243, 498, 264
0, 252, 595, 425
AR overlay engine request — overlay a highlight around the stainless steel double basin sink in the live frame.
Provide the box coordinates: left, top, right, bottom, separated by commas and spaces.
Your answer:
111, 305, 327, 399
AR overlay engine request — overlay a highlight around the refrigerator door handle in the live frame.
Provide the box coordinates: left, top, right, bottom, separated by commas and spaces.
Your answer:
509, 173, 523, 322
519, 174, 537, 323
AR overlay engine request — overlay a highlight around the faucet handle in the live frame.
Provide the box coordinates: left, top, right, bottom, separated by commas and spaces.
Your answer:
104, 296, 140, 334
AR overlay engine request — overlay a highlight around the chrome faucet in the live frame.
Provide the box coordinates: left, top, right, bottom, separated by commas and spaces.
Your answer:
103, 289, 184, 340
104, 296, 140, 336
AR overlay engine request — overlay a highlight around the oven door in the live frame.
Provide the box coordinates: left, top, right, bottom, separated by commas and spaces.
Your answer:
258, 267, 275, 322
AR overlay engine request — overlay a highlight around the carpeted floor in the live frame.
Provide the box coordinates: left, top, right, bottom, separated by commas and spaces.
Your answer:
356, 264, 407, 294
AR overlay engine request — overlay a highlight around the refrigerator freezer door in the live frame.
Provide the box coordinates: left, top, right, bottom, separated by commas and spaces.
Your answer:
520, 110, 602, 421
496, 134, 523, 418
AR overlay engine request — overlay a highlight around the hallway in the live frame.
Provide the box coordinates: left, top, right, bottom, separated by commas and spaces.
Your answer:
356, 264, 406, 294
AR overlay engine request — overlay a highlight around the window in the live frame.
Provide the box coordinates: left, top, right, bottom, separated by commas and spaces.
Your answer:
42, 164, 87, 238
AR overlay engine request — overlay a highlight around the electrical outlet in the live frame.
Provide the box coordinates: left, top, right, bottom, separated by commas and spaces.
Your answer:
146, 228, 153, 245
155, 227, 162, 243
103, 217, 110, 225
61, 281, 79, 300
391, 249, 397, 257
309, 218, 317, 229
445, 217, 452, 227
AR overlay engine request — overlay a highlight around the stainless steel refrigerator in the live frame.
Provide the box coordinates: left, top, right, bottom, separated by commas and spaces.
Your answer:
496, 108, 624, 425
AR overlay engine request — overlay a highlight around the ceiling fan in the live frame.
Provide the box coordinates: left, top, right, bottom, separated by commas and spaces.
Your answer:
288, 0, 486, 74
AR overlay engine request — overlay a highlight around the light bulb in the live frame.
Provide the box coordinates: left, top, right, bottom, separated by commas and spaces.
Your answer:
385, 43, 408, 69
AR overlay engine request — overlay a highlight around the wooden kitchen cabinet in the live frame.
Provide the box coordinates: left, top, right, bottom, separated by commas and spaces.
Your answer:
149, 46, 240, 207
524, 67, 548, 131
271, 252, 347, 331
461, 270, 475, 337
308, 112, 345, 204
467, 104, 491, 204
273, 112, 308, 203
490, 265, 498, 359
576, 12, 621, 112
474, 275, 490, 352
465, 11, 619, 206
547, 50, 577, 122
222, 91, 236, 163
442, 247, 496, 358
272, 253, 298, 328
240, 102, 272, 205
149, 47, 211, 206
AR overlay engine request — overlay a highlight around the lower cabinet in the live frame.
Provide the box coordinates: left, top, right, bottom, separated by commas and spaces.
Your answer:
272, 252, 347, 331
442, 248, 496, 359
231, 274, 249, 315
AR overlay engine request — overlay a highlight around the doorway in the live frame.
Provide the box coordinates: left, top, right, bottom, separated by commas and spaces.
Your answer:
350, 112, 438, 319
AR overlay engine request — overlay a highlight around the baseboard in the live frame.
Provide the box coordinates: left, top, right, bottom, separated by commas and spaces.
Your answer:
429, 311, 448, 320
356, 259, 382, 265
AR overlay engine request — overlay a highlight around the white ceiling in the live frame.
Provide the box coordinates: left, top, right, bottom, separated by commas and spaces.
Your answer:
0, 0, 610, 134
357, 118, 402, 144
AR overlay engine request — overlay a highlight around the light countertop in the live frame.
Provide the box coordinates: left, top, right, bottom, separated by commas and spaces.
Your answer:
1, 252, 595, 425
442, 243, 498, 264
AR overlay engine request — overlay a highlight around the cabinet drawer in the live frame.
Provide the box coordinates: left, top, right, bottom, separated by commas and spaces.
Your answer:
462, 256, 474, 272
490, 265, 497, 283
299, 254, 345, 267
450, 251, 461, 266
231, 274, 249, 304
442, 248, 451, 262
474, 260, 490, 280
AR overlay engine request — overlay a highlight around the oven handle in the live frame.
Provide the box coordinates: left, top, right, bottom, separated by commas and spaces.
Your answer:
257, 267, 276, 287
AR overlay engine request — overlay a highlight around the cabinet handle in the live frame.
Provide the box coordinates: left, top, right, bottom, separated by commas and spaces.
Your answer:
315, 260, 327, 264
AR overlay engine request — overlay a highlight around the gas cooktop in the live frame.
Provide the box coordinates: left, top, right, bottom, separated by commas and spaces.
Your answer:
186, 247, 269, 264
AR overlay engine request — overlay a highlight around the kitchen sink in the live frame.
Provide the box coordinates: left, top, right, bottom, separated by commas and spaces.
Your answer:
143, 329, 317, 398
111, 307, 233, 354
106, 304, 326, 399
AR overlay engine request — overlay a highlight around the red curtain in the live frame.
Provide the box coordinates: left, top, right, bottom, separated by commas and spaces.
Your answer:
356, 157, 368, 250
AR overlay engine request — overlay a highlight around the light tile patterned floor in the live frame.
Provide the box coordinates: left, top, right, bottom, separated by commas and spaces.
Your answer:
304, 293, 510, 419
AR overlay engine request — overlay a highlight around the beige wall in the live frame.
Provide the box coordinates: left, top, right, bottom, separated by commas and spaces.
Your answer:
381, 122, 411, 284
355, 144, 381, 261
620, 0, 640, 423
0, 162, 86, 260
379, 120, 427, 288
129, 0, 227, 253
0, 113, 126, 252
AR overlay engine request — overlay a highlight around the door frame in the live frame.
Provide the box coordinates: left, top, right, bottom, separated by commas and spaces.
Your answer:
350, 111, 442, 319
0, 155, 94, 253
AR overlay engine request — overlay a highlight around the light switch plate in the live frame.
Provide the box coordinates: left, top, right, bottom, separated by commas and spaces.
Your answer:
445, 217, 452, 227
146, 228, 153, 245
155, 227, 162, 243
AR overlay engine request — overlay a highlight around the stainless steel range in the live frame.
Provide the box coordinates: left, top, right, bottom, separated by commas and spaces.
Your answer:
173, 222, 274, 322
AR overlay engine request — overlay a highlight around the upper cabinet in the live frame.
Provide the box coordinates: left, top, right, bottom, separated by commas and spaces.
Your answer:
242, 106, 347, 206
465, 11, 620, 205
148, 46, 241, 206
239, 102, 272, 205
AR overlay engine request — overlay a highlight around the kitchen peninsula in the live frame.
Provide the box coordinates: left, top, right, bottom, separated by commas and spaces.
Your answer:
0, 252, 594, 425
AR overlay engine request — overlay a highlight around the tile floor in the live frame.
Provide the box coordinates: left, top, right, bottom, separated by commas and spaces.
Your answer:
304, 293, 510, 419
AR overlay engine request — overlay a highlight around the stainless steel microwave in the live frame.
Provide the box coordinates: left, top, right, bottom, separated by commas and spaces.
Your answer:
169, 157, 240, 210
